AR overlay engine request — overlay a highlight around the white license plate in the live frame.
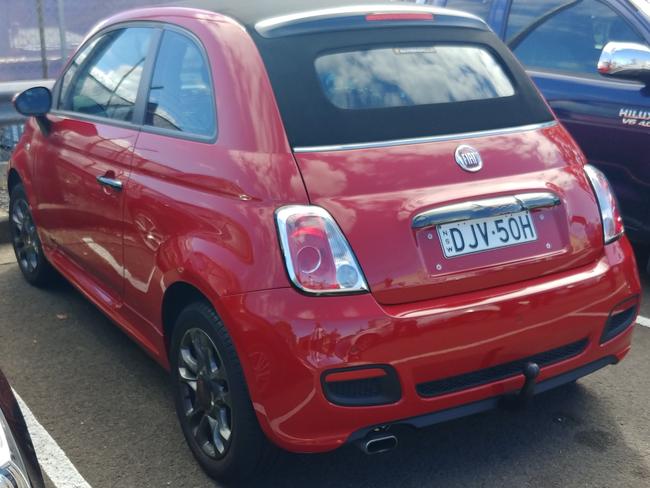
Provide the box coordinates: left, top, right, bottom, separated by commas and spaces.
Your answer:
437, 211, 537, 258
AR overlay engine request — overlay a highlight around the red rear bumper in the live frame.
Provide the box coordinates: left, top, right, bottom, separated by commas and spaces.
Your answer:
218, 238, 640, 453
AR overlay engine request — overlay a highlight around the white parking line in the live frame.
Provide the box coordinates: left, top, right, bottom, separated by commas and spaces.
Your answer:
638, 315, 650, 328
13, 391, 92, 488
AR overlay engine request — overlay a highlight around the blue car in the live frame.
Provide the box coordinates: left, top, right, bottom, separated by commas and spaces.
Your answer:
430, 0, 650, 267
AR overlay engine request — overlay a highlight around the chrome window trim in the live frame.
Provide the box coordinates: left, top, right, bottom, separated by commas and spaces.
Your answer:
412, 192, 561, 229
292, 121, 557, 153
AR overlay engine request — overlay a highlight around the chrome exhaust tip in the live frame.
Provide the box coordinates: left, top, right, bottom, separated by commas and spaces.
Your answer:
359, 434, 398, 455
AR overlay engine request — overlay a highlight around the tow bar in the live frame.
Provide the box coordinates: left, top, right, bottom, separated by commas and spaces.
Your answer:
500, 362, 540, 410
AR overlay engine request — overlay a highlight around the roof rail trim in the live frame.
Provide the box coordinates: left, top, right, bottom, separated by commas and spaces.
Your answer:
292, 121, 558, 153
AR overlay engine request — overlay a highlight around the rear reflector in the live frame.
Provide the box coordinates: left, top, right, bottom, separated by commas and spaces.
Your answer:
322, 366, 401, 406
325, 368, 387, 383
601, 296, 639, 343
366, 12, 434, 22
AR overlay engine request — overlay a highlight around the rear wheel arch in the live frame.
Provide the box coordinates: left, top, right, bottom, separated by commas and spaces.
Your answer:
161, 281, 212, 356
160, 279, 266, 408
168, 297, 277, 480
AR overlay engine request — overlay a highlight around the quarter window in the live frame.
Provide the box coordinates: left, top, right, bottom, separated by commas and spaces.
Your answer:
145, 30, 216, 138
509, 0, 645, 76
62, 28, 153, 121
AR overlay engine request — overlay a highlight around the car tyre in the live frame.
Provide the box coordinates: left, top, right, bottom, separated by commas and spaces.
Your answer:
9, 183, 56, 287
170, 301, 276, 482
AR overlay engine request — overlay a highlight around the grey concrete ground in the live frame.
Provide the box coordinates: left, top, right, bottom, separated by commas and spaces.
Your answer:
0, 215, 648, 487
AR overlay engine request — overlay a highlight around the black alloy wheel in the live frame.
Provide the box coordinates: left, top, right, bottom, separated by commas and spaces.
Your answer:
170, 302, 275, 482
9, 183, 54, 286
178, 327, 233, 459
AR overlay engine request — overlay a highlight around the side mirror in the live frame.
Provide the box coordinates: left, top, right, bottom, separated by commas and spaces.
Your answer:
598, 41, 650, 84
13, 86, 52, 135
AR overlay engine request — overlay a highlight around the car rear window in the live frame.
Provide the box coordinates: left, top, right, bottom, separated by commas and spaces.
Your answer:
315, 45, 515, 110
253, 26, 554, 148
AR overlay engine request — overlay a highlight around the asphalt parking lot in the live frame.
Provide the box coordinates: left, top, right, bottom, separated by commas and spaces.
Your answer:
0, 213, 649, 487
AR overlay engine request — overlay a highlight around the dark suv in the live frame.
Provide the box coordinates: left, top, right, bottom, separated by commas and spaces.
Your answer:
431, 0, 650, 268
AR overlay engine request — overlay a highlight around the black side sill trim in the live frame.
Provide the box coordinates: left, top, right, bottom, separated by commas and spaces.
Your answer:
347, 356, 617, 444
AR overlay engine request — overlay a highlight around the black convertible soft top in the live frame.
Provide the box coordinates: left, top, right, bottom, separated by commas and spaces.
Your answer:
172, 1, 553, 148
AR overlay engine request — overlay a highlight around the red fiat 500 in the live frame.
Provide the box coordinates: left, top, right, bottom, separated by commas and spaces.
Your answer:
8, 0, 641, 482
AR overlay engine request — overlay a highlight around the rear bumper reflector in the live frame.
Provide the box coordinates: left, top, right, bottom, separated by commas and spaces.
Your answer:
322, 365, 401, 406
601, 296, 639, 343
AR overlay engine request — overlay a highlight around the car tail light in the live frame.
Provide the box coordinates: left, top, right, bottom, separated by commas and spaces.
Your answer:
584, 164, 624, 244
276, 206, 368, 294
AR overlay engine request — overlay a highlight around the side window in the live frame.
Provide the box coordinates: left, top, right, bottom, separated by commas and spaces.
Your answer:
145, 30, 216, 138
509, 0, 645, 76
443, 0, 493, 20
62, 28, 154, 121
505, 0, 567, 42
58, 36, 102, 108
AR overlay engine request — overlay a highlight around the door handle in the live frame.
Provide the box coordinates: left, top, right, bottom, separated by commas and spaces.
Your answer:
96, 175, 123, 191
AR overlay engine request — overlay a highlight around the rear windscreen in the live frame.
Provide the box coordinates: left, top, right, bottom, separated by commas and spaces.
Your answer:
315, 45, 515, 110
253, 26, 554, 148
